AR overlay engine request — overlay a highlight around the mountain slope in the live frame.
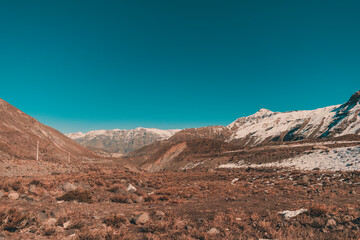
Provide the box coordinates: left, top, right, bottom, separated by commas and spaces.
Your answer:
228, 91, 360, 145
0, 99, 96, 162
66, 128, 180, 155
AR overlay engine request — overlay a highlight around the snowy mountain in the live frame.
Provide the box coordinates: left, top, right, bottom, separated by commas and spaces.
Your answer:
66, 127, 181, 155
227, 90, 360, 145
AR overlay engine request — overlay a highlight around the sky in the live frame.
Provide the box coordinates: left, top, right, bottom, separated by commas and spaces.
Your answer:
0, 0, 359, 133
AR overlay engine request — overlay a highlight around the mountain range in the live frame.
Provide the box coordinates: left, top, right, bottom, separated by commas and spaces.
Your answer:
68, 90, 360, 155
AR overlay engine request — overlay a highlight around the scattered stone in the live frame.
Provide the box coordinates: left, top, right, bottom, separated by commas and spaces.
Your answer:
342, 215, 353, 222
62, 182, 77, 192
0, 232, 7, 240
326, 219, 337, 227
132, 212, 150, 225
154, 210, 165, 220
127, 184, 137, 192
207, 228, 220, 235
125, 198, 133, 204
44, 218, 57, 226
279, 209, 307, 219
231, 178, 239, 185
28, 184, 37, 193
8, 192, 19, 200
64, 229, 76, 236
77, 182, 91, 190
134, 196, 144, 203
37, 212, 48, 222
63, 221, 72, 229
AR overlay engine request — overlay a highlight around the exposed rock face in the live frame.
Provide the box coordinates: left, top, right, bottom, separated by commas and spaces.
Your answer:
66, 128, 180, 155
0, 99, 96, 162
227, 90, 360, 145
126, 91, 360, 172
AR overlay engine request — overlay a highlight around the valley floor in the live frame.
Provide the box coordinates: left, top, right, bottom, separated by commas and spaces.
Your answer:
0, 168, 360, 239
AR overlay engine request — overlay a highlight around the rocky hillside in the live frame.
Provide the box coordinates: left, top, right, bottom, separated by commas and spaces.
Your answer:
126, 91, 360, 172
0, 99, 97, 162
66, 128, 180, 155
227, 90, 360, 145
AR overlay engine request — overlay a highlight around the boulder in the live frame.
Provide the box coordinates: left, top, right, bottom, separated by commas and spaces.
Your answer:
8, 192, 19, 200
28, 184, 37, 193
127, 184, 137, 192
134, 196, 144, 203
207, 228, 220, 235
62, 182, 77, 192
0, 191, 4, 198
132, 212, 150, 225
154, 210, 165, 220
326, 219, 337, 227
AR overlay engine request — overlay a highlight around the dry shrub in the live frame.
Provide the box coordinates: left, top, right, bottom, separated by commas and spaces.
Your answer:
0, 208, 36, 232
43, 226, 57, 236
57, 190, 93, 203
29, 179, 42, 186
110, 195, 129, 203
308, 204, 328, 217
77, 228, 103, 240
107, 184, 123, 193
104, 215, 128, 228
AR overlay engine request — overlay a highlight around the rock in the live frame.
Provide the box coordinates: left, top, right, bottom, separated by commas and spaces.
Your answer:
342, 215, 353, 222
63, 221, 71, 229
301, 175, 309, 184
279, 209, 307, 219
37, 212, 48, 222
125, 198, 133, 204
0, 191, 4, 198
127, 184, 137, 192
0, 232, 7, 240
132, 212, 150, 225
76, 182, 91, 190
326, 219, 337, 227
62, 182, 77, 192
207, 228, 220, 235
28, 184, 37, 193
8, 192, 19, 200
134, 196, 144, 203
44, 218, 57, 226
154, 211, 165, 220
64, 229, 76, 236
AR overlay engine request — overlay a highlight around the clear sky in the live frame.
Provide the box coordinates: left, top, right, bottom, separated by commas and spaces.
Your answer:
1, 1, 359, 133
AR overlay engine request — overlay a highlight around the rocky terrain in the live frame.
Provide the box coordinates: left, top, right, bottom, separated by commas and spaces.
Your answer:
0, 167, 359, 239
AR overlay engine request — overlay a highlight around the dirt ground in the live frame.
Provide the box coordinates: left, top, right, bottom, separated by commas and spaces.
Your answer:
0, 167, 360, 240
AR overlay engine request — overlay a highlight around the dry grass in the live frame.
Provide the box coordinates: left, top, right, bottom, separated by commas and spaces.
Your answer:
57, 190, 93, 203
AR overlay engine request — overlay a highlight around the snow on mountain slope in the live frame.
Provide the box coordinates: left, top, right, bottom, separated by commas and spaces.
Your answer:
66, 127, 181, 155
219, 145, 360, 171
227, 91, 360, 145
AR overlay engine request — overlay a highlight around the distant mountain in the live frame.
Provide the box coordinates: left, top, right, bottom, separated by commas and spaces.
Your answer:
66, 128, 180, 155
227, 90, 360, 145
0, 99, 96, 162
126, 90, 360, 171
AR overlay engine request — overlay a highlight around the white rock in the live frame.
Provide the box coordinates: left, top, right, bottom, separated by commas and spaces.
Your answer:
207, 228, 220, 234
279, 208, 307, 219
126, 184, 137, 192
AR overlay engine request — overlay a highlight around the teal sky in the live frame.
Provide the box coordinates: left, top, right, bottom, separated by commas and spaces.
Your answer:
1, 1, 359, 133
